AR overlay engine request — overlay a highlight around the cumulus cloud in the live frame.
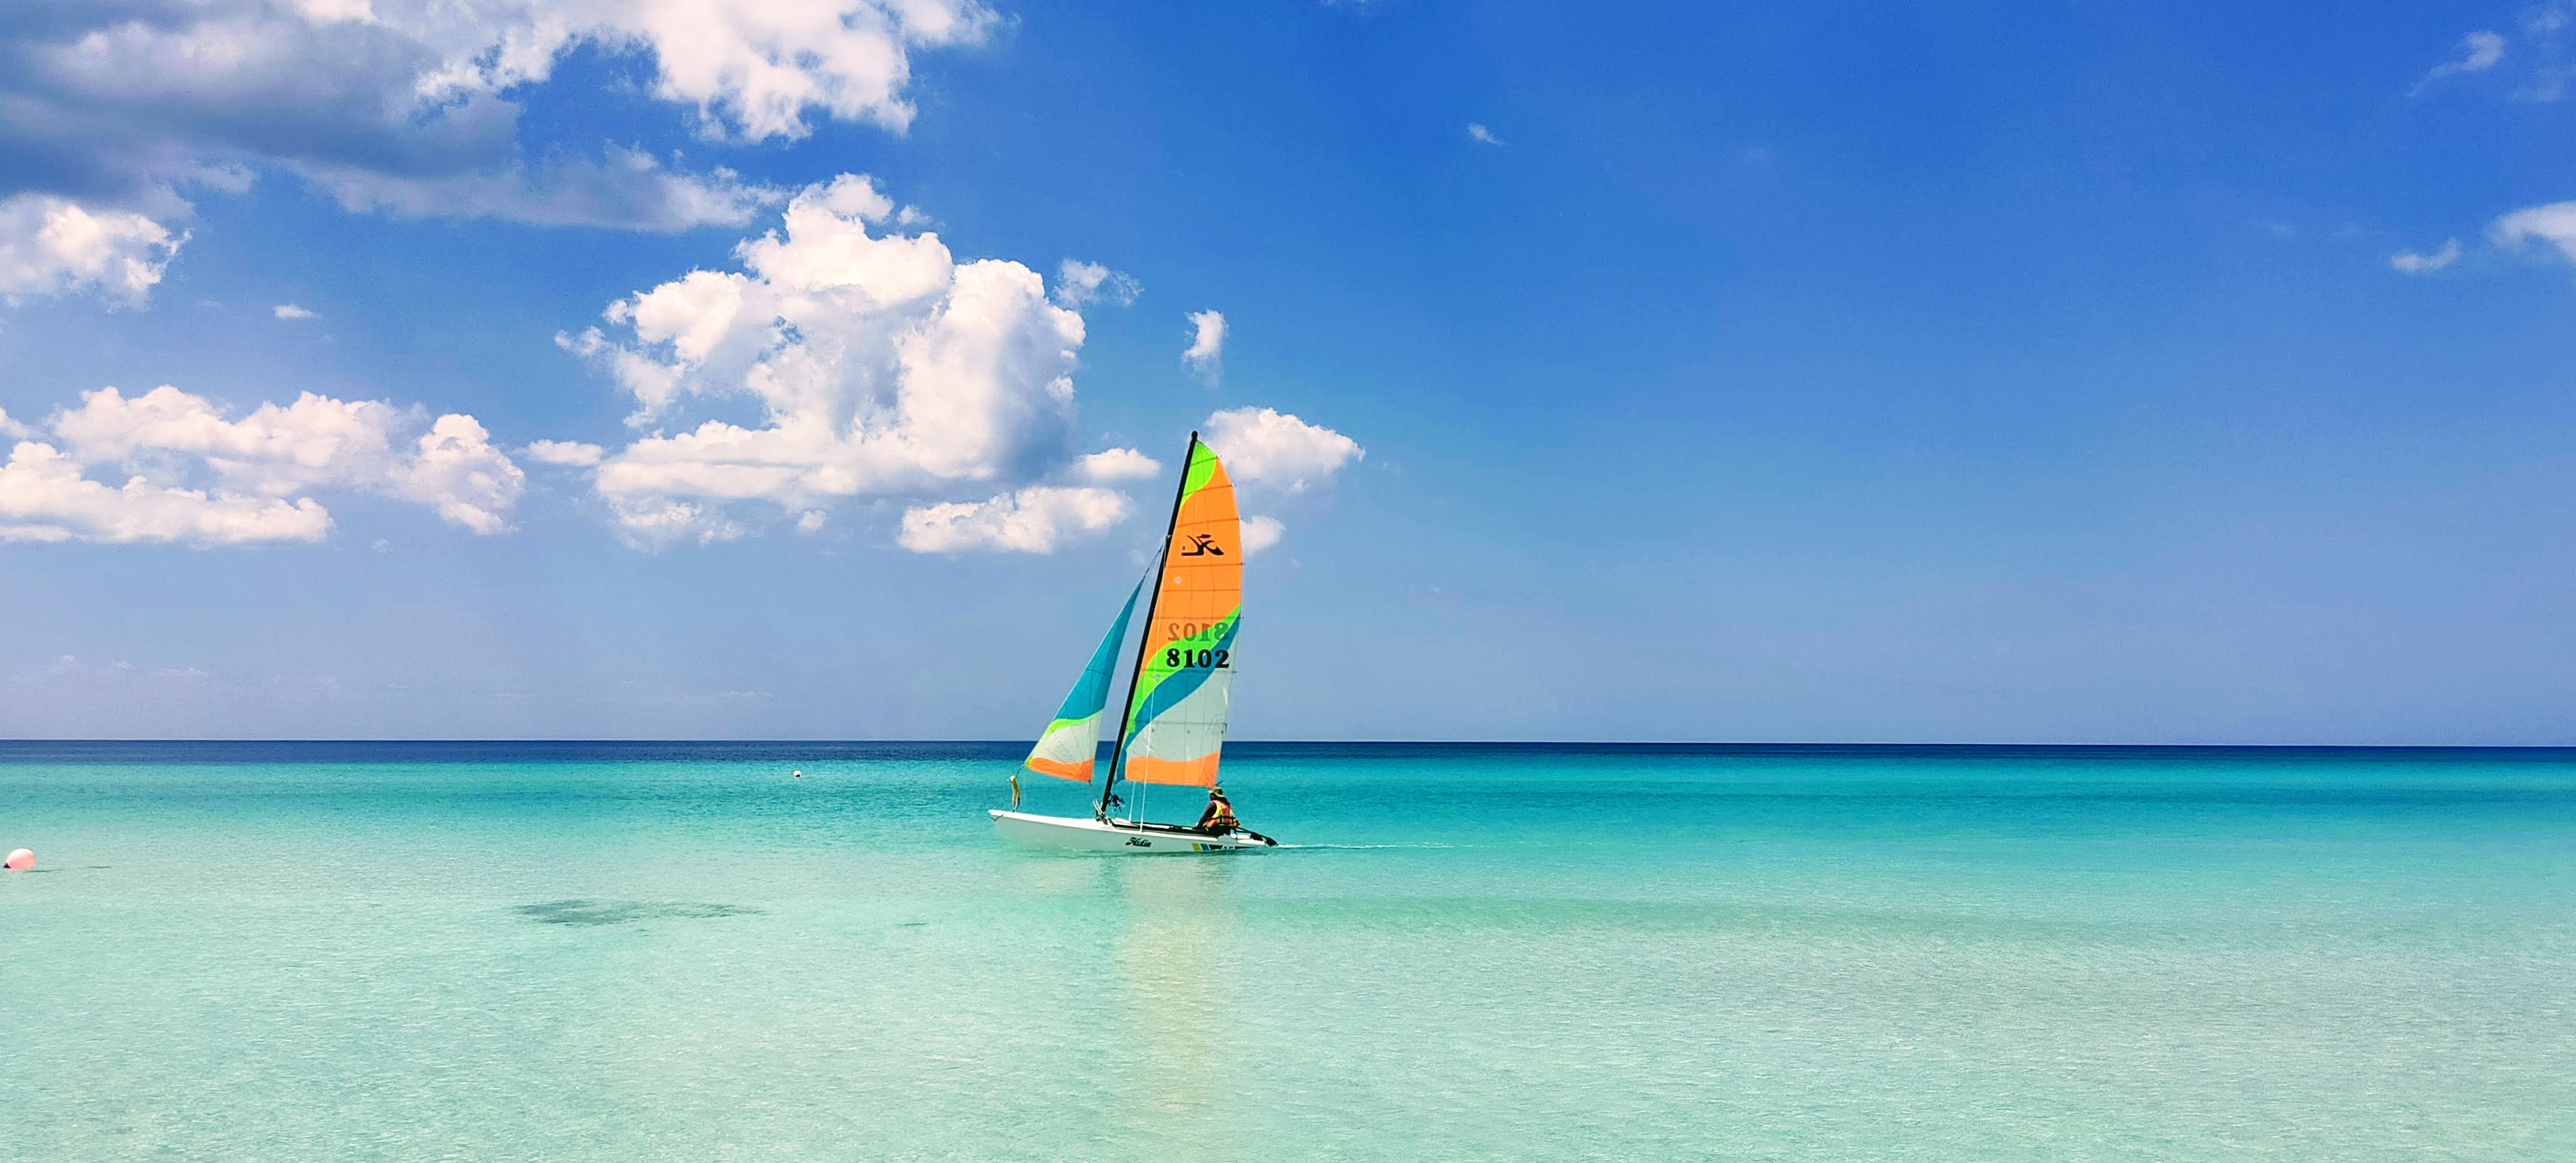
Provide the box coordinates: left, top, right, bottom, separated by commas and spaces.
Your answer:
1196, 410, 1363, 560
2490, 201, 2576, 262
1466, 123, 1505, 145
1183, 309, 1226, 383
1203, 407, 1362, 493
1, 384, 523, 544
0, 193, 186, 306
1076, 447, 1162, 481
2389, 239, 2462, 274
55, 386, 403, 496
2416, 31, 2508, 94
558, 174, 1141, 549
897, 485, 1131, 553
274, 304, 317, 319
0, 0, 991, 234
1240, 514, 1285, 556
1053, 259, 1140, 310
574, 0, 993, 142
523, 439, 604, 466
0, 443, 332, 545
394, 414, 523, 533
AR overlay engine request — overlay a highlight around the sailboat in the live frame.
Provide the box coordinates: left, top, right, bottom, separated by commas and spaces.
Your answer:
990, 433, 1278, 852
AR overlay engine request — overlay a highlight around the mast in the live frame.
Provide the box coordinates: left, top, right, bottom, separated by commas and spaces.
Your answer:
1099, 431, 1199, 820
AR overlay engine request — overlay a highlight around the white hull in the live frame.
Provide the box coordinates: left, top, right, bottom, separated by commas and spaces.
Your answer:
989, 810, 1274, 852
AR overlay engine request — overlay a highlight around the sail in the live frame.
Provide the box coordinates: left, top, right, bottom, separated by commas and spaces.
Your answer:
1118, 439, 1242, 787
1024, 579, 1143, 781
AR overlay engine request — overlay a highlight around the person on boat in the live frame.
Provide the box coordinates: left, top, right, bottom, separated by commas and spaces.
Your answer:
1195, 787, 1240, 835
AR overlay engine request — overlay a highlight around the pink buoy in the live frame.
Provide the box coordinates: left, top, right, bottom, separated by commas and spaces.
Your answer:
3, 849, 30, 871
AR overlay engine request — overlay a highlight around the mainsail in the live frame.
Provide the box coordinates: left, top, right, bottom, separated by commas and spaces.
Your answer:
1023, 579, 1143, 782
1111, 436, 1242, 790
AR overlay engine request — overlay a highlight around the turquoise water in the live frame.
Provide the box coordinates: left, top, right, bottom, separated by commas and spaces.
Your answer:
3, 743, 2571, 1161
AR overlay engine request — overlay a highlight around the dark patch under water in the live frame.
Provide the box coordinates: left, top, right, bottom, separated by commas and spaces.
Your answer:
512, 899, 762, 926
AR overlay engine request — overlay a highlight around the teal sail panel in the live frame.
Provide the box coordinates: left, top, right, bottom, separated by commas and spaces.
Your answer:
1023, 578, 1143, 781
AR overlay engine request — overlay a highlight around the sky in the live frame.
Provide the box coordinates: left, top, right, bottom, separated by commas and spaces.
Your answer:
3, 0, 2574, 743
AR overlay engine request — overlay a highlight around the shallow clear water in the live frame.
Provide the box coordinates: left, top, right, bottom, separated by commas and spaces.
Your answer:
3, 743, 2571, 1161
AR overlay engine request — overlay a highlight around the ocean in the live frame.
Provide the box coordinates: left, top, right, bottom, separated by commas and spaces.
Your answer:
2, 742, 2570, 1161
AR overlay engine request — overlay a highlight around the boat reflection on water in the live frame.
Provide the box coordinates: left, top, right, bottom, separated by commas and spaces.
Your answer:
1110, 856, 1237, 1157
999, 846, 1112, 896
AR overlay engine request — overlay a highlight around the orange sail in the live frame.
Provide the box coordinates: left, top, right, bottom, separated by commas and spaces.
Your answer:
1114, 437, 1241, 788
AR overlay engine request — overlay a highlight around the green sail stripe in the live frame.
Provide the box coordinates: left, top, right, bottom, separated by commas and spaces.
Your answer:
1040, 711, 1100, 738
1182, 441, 1219, 498
1126, 615, 1239, 738
1126, 607, 1241, 719
1126, 609, 1239, 706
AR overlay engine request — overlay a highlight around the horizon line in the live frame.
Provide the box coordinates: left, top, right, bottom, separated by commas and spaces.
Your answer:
4, 739, 2575, 751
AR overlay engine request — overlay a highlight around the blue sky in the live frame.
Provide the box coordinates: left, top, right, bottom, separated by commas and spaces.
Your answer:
3, 0, 2573, 743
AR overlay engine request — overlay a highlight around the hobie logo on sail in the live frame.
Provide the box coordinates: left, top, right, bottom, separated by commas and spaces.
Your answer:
1180, 533, 1225, 557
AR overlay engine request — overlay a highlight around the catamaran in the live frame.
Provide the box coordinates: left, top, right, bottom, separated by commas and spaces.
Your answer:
990, 433, 1278, 852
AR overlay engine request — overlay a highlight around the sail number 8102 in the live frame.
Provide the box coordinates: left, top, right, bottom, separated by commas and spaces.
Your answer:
1163, 648, 1231, 669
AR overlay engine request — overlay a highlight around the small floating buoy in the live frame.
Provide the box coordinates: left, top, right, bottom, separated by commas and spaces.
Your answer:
792, 770, 803, 779
4, 848, 31, 871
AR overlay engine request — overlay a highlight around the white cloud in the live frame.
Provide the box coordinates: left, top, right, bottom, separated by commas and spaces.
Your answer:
0, 442, 332, 545
1, 0, 991, 233
55, 386, 407, 496
11, 384, 525, 542
2416, 31, 2508, 94
1466, 123, 1505, 145
1184, 309, 1226, 383
608, 499, 744, 545
898, 486, 1131, 553
523, 439, 605, 466
578, 0, 994, 142
1053, 259, 1141, 310
392, 414, 524, 534
0, 407, 29, 439
2389, 239, 2462, 274
302, 148, 781, 231
564, 174, 1138, 549
1203, 407, 1362, 493
2463, 29, 2511, 70
1076, 447, 1161, 481
274, 304, 317, 319
2490, 201, 2576, 262
1240, 514, 1284, 557
293, 0, 380, 23
0, 193, 186, 306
